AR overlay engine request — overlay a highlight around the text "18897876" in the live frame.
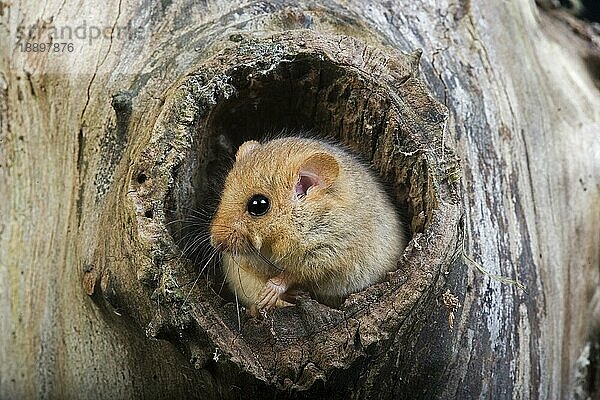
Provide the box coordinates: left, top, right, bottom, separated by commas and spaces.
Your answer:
19, 42, 74, 52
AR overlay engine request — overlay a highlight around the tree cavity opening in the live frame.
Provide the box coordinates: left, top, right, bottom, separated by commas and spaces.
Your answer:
116, 32, 461, 385
119, 31, 460, 360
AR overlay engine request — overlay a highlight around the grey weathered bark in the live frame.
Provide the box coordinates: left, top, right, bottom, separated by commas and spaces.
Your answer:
1, 1, 598, 399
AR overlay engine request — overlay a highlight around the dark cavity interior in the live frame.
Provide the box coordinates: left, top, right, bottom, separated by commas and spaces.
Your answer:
166, 54, 412, 275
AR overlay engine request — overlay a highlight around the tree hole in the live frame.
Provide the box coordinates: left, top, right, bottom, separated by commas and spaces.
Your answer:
165, 53, 420, 307
119, 32, 461, 387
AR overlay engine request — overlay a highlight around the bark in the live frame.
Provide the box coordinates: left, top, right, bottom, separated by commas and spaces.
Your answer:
1, 1, 598, 399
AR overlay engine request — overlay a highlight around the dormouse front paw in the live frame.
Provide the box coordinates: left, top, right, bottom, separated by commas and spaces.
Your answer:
256, 276, 288, 312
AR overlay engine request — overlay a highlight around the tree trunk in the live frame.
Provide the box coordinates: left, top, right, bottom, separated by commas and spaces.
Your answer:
1, 1, 598, 399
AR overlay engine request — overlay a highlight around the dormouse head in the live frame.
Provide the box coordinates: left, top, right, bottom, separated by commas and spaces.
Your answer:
210, 138, 340, 261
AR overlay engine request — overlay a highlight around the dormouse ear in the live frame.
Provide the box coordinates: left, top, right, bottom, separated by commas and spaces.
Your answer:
235, 140, 261, 161
295, 152, 340, 197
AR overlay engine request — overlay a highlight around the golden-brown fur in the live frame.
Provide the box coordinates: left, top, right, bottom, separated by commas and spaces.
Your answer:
210, 137, 406, 310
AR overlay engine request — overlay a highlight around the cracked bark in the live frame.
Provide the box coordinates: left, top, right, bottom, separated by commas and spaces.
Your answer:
1, 1, 599, 399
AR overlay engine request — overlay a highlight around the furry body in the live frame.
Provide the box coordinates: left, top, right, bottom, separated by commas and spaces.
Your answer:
210, 137, 406, 310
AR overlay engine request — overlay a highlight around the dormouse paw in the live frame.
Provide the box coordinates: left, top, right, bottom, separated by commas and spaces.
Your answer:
256, 277, 287, 312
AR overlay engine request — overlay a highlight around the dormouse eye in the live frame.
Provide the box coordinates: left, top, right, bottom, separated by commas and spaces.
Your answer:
247, 194, 270, 216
